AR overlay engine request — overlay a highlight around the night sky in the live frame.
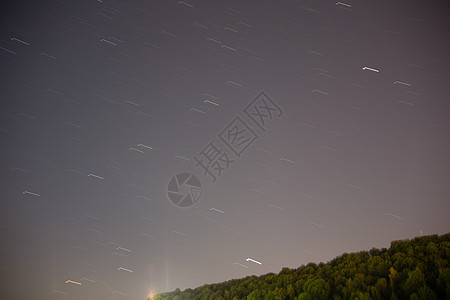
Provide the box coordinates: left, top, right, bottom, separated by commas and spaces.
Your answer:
1, 0, 449, 299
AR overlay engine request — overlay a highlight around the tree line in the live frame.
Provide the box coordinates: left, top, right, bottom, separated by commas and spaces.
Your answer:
149, 233, 450, 299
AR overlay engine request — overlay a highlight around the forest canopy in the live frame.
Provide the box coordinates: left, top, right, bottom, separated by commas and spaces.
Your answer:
149, 233, 450, 300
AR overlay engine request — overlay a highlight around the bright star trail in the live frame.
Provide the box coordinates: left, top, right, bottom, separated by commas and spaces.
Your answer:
1, 0, 449, 299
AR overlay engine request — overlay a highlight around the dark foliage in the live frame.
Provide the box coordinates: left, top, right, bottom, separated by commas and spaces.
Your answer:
150, 233, 450, 300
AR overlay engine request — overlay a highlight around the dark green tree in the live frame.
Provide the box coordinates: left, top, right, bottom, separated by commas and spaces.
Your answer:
149, 233, 450, 300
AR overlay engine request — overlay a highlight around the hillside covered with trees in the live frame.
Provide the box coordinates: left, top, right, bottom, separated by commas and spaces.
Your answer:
149, 233, 450, 300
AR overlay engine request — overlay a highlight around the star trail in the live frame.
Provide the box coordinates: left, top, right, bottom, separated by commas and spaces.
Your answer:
1, 0, 449, 299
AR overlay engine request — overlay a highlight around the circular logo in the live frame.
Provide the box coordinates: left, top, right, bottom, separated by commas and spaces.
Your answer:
167, 173, 202, 208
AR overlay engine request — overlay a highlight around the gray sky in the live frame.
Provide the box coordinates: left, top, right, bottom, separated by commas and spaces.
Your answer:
1, 0, 449, 299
